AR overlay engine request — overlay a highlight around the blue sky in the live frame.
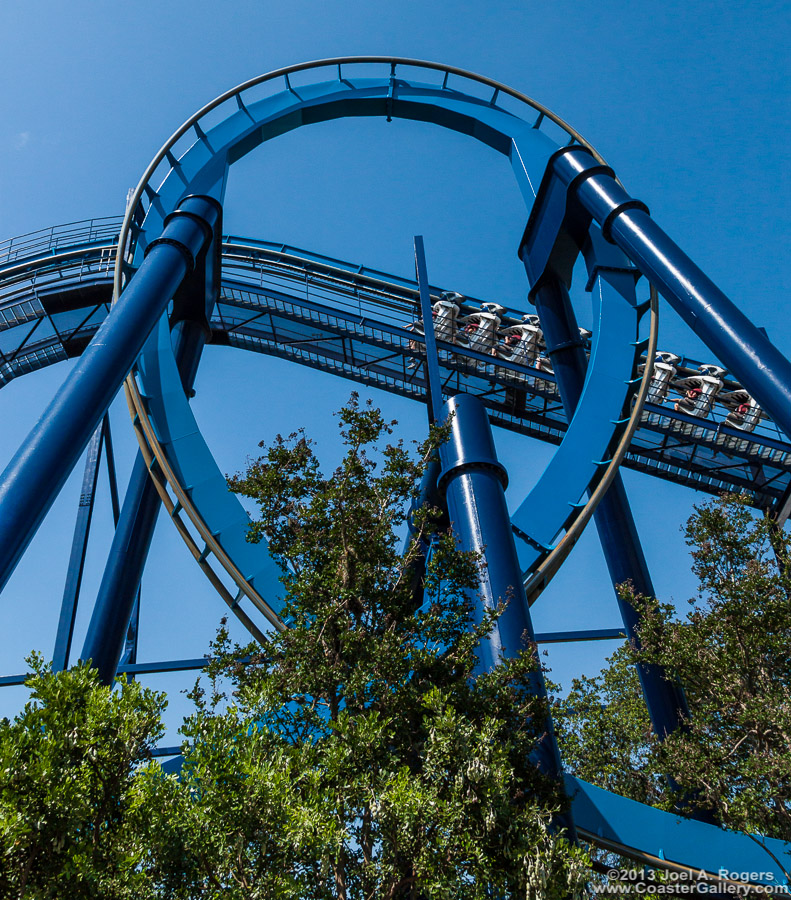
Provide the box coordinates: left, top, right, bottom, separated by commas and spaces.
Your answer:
0, 0, 788, 735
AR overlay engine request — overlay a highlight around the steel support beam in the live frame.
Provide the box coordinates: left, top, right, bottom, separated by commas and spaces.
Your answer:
438, 394, 570, 812
102, 413, 121, 524
413, 235, 443, 424
550, 146, 791, 442
81, 318, 213, 682
403, 455, 448, 613
403, 237, 448, 606
0, 196, 221, 592
119, 595, 140, 668
531, 276, 691, 739
82, 196, 222, 684
80, 455, 159, 680
0, 656, 210, 687
535, 627, 624, 644
52, 419, 106, 671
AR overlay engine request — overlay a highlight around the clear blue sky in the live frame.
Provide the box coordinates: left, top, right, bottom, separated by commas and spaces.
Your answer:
0, 0, 788, 735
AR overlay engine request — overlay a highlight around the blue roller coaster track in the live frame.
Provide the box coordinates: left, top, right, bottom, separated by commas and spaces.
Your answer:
0, 58, 789, 883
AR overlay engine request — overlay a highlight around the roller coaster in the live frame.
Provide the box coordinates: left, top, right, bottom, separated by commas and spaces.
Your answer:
0, 58, 789, 884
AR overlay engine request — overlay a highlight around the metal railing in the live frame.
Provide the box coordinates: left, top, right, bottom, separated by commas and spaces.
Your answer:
0, 224, 789, 505
0, 217, 122, 267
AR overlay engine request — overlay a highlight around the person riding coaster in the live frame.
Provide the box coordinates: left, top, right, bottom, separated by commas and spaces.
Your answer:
673, 364, 726, 416
496, 313, 544, 371
457, 302, 506, 364
719, 388, 762, 432
640, 351, 682, 405
406, 291, 463, 367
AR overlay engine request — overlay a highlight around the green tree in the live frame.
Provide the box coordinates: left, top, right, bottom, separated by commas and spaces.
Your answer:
135, 396, 588, 898
0, 655, 166, 899
552, 644, 666, 811
557, 494, 791, 848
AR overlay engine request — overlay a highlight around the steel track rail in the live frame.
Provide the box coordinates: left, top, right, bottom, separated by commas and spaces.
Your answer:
113, 55, 606, 312
124, 378, 281, 639
524, 286, 659, 603
111, 49, 642, 639
577, 826, 780, 891
0, 244, 117, 283
123, 279, 657, 643
2, 237, 787, 504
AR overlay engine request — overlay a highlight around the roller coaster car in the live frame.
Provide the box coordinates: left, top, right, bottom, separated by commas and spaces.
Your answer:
720, 389, 762, 433
673, 365, 725, 416
641, 351, 681, 406
496, 313, 544, 365
457, 302, 506, 362
432, 295, 463, 344
494, 315, 546, 390
406, 295, 463, 368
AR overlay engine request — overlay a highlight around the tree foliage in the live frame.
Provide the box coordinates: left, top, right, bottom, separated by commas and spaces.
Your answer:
0, 656, 165, 898
557, 494, 791, 847
552, 644, 665, 810
134, 395, 587, 898
7, 417, 790, 893
0, 397, 587, 898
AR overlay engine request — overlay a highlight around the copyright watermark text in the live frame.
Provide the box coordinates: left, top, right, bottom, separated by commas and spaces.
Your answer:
594, 868, 789, 895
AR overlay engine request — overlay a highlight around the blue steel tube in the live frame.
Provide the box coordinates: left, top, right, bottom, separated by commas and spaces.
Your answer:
552, 147, 791, 441
52, 422, 105, 672
81, 318, 210, 682
438, 394, 568, 791
0, 196, 219, 593
403, 237, 448, 605
81, 457, 158, 680
532, 277, 690, 740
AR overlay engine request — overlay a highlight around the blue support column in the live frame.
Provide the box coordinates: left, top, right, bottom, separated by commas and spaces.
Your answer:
0, 196, 221, 592
52, 420, 105, 672
531, 276, 690, 739
80, 455, 159, 680
82, 196, 221, 683
103, 417, 141, 671
403, 237, 448, 607
549, 147, 791, 442
413, 235, 444, 424
404, 456, 446, 608
102, 414, 121, 524
81, 318, 212, 682
438, 395, 570, 815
